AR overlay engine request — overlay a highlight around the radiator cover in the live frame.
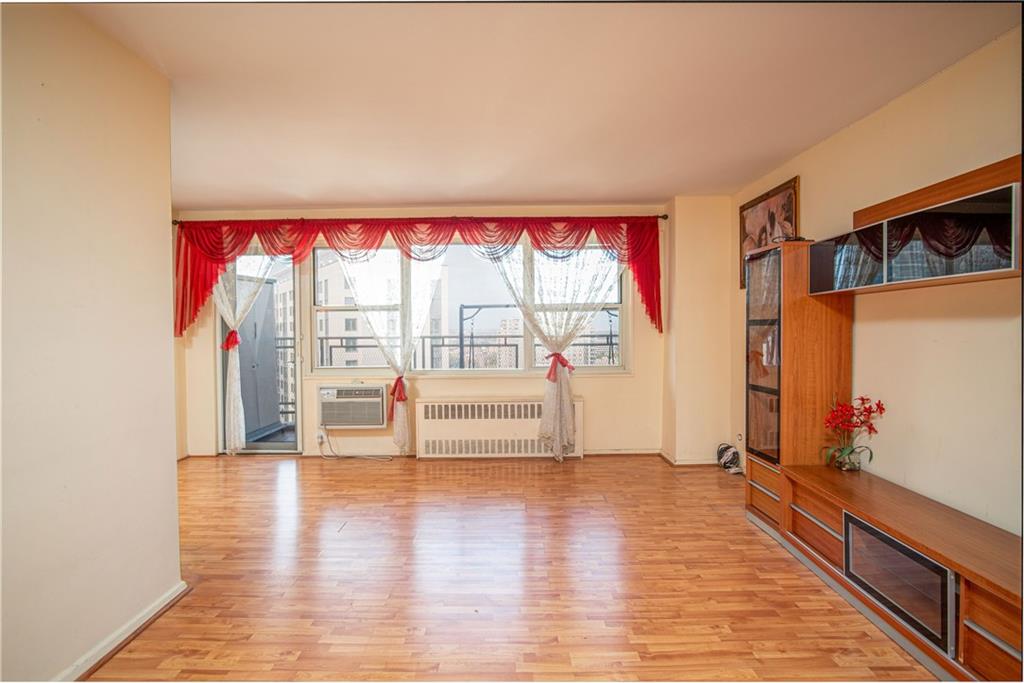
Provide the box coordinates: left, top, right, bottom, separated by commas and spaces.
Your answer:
415, 397, 583, 459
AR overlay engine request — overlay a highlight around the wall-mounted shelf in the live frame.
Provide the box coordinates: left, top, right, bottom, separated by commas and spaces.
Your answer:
809, 156, 1022, 296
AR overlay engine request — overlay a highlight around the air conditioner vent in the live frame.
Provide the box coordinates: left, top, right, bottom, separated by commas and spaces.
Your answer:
333, 388, 383, 399
319, 385, 386, 429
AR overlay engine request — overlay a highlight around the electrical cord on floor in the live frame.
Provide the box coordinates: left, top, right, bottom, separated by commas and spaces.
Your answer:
318, 427, 393, 462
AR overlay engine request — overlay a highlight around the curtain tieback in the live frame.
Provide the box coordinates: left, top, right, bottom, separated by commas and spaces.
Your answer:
388, 375, 407, 421
221, 329, 240, 351
545, 353, 575, 383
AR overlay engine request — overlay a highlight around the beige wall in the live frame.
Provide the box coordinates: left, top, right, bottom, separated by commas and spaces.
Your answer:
177, 204, 667, 458
730, 26, 1022, 533
662, 196, 733, 464
1, 6, 184, 679
0, 6, 5, 673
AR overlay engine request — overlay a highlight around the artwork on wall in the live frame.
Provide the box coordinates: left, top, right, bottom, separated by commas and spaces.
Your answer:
739, 176, 799, 288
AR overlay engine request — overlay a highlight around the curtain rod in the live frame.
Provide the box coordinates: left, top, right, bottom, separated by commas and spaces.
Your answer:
171, 214, 668, 225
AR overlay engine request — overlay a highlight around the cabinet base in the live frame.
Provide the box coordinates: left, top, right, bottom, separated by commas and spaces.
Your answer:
746, 511, 960, 681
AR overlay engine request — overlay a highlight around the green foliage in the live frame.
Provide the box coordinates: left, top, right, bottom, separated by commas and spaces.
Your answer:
821, 444, 873, 467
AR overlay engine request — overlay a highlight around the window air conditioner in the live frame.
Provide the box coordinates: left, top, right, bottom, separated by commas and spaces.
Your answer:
318, 385, 387, 429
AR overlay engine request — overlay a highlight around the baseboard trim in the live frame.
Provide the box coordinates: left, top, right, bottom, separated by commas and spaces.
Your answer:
657, 452, 722, 467
59, 580, 190, 681
582, 449, 662, 455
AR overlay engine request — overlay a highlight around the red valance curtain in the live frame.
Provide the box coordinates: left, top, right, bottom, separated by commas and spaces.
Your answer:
174, 216, 663, 336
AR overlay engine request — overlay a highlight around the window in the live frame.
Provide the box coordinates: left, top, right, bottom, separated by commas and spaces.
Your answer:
312, 249, 393, 368
417, 244, 524, 370
534, 307, 621, 367
311, 240, 626, 372
531, 248, 622, 368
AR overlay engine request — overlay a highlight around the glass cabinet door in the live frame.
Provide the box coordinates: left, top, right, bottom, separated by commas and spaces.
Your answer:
845, 513, 955, 656
888, 186, 1015, 283
746, 250, 781, 463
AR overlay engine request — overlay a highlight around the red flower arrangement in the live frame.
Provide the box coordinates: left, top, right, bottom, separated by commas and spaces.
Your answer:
821, 396, 885, 470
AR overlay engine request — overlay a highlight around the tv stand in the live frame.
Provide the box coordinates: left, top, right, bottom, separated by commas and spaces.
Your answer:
763, 465, 1021, 681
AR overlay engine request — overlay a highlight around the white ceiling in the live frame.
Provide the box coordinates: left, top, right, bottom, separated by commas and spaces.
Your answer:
80, 3, 1021, 210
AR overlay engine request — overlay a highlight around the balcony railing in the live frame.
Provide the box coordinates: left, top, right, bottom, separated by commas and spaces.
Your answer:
313, 333, 619, 369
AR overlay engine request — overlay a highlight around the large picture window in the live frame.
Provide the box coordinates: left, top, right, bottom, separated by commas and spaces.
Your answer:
311, 239, 626, 372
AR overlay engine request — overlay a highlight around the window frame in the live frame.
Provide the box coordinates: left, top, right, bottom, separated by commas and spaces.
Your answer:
307, 236, 630, 377
310, 246, 403, 371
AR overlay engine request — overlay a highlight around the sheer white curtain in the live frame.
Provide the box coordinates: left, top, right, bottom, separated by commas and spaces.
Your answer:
490, 244, 623, 460
335, 247, 446, 454
212, 244, 284, 454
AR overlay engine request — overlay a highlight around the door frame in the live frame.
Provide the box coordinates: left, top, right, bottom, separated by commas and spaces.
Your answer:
215, 258, 303, 454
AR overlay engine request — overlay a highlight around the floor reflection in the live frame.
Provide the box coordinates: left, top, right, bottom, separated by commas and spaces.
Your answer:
273, 459, 299, 571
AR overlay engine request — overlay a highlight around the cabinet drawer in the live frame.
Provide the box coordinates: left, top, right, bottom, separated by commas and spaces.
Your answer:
791, 481, 843, 534
749, 482, 780, 523
964, 580, 1022, 651
791, 505, 844, 568
748, 457, 780, 496
963, 620, 1022, 681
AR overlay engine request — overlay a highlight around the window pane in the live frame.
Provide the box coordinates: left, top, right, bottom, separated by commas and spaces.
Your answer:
315, 310, 392, 368
534, 307, 621, 367
314, 248, 400, 306
535, 248, 621, 304
416, 244, 524, 370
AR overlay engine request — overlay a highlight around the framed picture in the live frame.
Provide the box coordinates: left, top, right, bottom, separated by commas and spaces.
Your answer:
739, 176, 799, 288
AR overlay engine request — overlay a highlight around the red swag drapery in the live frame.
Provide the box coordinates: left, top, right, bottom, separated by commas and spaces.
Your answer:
174, 216, 663, 337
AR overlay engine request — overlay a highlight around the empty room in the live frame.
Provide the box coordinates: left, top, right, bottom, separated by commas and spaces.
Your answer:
1, 2, 1022, 681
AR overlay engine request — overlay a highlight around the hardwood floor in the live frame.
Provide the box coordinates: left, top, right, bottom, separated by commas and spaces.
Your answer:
89, 455, 931, 681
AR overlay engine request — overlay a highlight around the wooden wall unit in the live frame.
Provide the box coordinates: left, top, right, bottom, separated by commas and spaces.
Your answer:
774, 466, 1022, 681
743, 241, 853, 524
744, 157, 1024, 680
810, 155, 1022, 296
852, 155, 1021, 229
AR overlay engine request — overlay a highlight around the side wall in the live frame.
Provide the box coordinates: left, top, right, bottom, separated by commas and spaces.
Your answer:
662, 196, 733, 464
1, 6, 183, 678
177, 205, 667, 458
730, 26, 1022, 533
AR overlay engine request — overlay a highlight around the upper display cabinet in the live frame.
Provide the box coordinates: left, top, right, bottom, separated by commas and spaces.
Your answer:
810, 156, 1021, 295
811, 185, 1019, 294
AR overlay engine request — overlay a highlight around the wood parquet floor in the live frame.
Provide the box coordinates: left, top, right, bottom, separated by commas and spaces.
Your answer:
89, 455, 932, 681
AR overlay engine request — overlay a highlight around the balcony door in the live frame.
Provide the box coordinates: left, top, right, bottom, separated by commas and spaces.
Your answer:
220, 255, 301, 453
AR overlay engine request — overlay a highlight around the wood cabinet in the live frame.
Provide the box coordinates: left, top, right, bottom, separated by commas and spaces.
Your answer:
743, 157, 1023, 680
771, 465, 1023, 681
961, 579, 1023, 681
809, 155, 1022, 296
743, 242, 852, 525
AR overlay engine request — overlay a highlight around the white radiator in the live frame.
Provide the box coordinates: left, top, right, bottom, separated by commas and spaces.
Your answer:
415, 397, 583, 459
